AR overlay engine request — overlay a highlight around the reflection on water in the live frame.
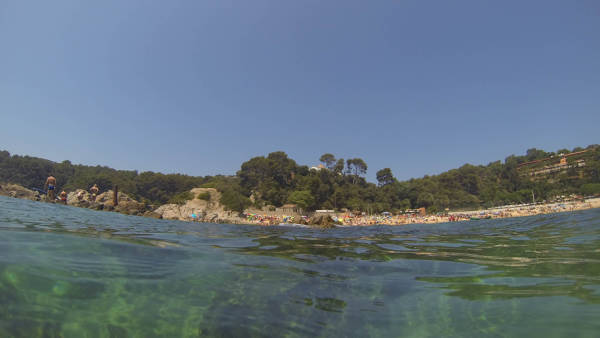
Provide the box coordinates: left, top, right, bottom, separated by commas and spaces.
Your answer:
1, 196, 600, 337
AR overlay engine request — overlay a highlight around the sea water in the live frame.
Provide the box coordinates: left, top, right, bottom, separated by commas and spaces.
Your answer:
0, 195, 599, 337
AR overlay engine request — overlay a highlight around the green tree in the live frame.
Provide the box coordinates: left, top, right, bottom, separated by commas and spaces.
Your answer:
168, 191, 193, 205
581, 183, 600, 196
220, 189, 251, 213
319, 153, 336, 170
376, 168, 395, 187
346, 158, 367, 184
238, 156, 271, 191
526, 148, 549, 161
416, 192, 434, 208
398, 198, 411, 210
333, 159, 345, 175
288, 190, 315, 210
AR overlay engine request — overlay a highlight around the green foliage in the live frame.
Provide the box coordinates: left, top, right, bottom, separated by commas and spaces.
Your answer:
581, 183, 600, 196
288, 190, 315, 210
197, 191, 211, 201
232, 147, 598, 212
168, 191, 194, 205
376, 168, 395, 187
0, 151, 206, 205
399, 198, 411, 210
416, 192, 434, 208
526, 148, 551, 162
319, 153, 336, 170
333, 159, 345, 175
237, 151, 298, 206
220, 189, 251, 213
346, 158, 367, 177
2, 145, 598, 213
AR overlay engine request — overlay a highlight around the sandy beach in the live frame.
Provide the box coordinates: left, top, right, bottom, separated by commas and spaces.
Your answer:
240, 198, 600, 226
337, 198, 600, 226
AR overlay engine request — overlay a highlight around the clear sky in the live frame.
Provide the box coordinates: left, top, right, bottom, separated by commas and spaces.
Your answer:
1, 0, 598, 181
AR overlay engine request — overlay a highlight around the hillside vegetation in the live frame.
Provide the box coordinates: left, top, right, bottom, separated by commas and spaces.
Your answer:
1, 144, 598, 213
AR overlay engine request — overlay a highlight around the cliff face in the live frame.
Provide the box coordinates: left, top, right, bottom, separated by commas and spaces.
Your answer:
154, 188, 245, 223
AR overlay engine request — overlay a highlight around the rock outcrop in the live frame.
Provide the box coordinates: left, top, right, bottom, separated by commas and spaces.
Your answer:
66, 189, 147, 216
308, 215, 338, 228
0, 183, 40, 200
154, 188, 245, 223
1, 183, 244, 223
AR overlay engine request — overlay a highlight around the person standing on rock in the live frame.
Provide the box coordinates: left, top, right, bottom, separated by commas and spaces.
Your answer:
90, 184, 99, 201
44, 175, 57, 201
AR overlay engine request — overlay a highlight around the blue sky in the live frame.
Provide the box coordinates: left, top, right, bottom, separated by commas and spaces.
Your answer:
1, 0, 598, 181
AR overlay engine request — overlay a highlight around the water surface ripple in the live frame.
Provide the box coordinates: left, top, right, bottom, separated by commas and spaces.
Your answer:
1, 196, 599, 337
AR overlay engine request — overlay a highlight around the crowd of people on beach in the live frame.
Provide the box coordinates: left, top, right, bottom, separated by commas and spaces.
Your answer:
231, 198, 600, 227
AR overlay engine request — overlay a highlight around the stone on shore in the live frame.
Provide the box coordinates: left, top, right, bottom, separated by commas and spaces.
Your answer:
309, 215, 337, 228
143, 211, 162, 219
0, 183, 39, 200
66, 189, 147, 215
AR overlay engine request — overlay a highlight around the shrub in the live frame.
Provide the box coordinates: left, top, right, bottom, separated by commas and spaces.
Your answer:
220, 189, 251, 212
287, 190, 315, 210
197, 191, 211, 201
168, 191, 193, 205
581, 183, 600, 196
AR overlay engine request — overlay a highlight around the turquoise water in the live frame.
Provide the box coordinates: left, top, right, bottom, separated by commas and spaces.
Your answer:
1, 196, 599, 337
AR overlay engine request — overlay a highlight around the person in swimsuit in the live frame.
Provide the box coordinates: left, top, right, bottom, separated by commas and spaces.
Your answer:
45, 176, 57, 200
59, 190, 67, 204
90, 184, 99, 201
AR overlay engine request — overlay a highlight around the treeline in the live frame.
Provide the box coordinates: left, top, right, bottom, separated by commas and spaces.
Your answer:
0, 150, 208, 205
227, 145, 600, 213
1, 145, 599, 213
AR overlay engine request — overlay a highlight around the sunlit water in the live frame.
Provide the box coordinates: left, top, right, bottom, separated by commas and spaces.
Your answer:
1, 196, 599, 337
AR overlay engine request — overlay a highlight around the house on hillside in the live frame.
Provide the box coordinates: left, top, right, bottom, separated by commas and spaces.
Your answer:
517, 150, 589, 180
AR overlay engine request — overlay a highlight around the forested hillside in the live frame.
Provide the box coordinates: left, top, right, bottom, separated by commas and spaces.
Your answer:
0, 150, 207, 205
1, 144, 599, 213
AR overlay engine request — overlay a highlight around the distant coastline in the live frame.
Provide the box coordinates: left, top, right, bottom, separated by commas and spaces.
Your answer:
237, 198, 600, 226
1, 182, 598, 227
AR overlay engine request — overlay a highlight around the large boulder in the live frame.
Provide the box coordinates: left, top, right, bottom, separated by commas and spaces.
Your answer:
154, 204, 184, 220
98, 190, 146, 215
0, 183, 38, 200
67, 189, 92, 207
308, 215, 337, 228
66, 189, 146, 215
143, 211, 162, 219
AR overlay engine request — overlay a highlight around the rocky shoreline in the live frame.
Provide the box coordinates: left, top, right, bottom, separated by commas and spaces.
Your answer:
0, 183, 253, 224
1, 182, 599, 227
0, 183, 158, 217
